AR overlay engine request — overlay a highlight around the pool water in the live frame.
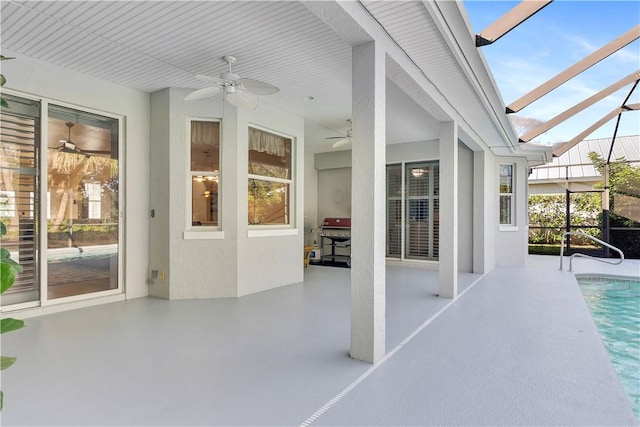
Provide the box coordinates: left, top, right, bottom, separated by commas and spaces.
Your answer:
577, 275, 640, 422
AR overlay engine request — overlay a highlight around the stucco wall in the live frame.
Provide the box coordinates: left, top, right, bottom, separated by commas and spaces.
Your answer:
458, 142, 474, 273
317, 167, 352, 222
304, 148, 319, 246
149, 90, 304, 299
149, 89, 171, 299
236, 103, 305, 297
495, 156, 529, 265
3, 50, 151, 300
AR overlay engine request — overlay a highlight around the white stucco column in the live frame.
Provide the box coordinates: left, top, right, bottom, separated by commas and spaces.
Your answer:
439, 121, 458, 298
473, 150, 488, 274
350, 41, 386, 364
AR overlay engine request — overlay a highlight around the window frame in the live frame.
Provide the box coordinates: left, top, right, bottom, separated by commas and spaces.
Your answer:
499, 163, 515, 227
185, 118, 222, 238
247, 125, 295, 230
84, 182, 102, 220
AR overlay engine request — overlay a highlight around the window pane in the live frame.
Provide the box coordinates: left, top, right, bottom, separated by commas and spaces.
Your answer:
500, 195, 512, 224
248, 179, 289, 225
191, 121, 219, 172
404, 161, 439, 260
407, 199, 430, 258
0, 95, 40, 305
47, 104, 120, 300
500, 164, 513, 193
248, 128, 291, 179
191, 178, 218, 226
386, 164, 402, 257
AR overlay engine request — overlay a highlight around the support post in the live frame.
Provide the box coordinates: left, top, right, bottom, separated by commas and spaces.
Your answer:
603, 164, 610, 257
350, 41, 386, 364
473, 150, 489, 273
439, 121, 458, 298
565, 189, 571, 254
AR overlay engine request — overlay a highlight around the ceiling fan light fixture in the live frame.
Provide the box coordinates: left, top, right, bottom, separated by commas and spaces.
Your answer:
185, 55, 279, 109
332, 139, 350, 149
219, 71, 239, 82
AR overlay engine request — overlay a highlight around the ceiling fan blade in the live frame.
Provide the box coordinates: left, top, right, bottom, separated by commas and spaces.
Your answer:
326, 136, 348, 140
332, 139, 351, 148
185, 86, 221, 101
195, 74, 227, 84
58, 142, 86, 156
237, 78, 279, 96
226, 91, 258, 110
83, 149, 112, 155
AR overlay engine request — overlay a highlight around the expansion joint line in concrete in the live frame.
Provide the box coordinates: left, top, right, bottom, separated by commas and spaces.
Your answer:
299, 274, 486, 426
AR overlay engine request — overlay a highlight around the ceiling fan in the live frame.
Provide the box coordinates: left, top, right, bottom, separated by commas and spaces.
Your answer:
185, 55, 280, 109
55, 122, 110, 156
326, 120, 352, 148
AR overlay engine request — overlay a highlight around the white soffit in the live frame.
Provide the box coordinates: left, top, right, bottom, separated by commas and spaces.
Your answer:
361, 0, 515, 151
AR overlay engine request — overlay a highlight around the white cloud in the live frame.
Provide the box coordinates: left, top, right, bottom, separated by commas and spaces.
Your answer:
563, 33, 598, 57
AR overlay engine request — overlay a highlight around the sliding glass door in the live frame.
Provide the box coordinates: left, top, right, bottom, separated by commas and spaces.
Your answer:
1, 94, 121, 307
386, 161, 439, 261
0, 95, 41, 306
46, 105, 120, 300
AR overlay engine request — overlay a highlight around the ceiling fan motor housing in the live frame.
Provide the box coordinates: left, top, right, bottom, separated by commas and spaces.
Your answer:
220, 71, 239, 82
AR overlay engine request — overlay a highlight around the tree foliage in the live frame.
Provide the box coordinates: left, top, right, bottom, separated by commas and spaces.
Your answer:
529, 151, 640, 257
528, 193, 601, 244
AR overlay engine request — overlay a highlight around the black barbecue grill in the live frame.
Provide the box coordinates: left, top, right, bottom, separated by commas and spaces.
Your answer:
318, 217, 351, 266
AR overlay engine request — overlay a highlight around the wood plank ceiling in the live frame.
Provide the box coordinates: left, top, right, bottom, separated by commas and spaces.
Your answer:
1, 1, 488, 146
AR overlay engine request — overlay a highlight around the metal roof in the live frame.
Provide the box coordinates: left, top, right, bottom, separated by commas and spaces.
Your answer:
529, 135, 640, 182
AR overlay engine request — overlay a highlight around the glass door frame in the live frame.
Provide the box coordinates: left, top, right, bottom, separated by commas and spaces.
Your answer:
1, 90, 125, 310
386, 160, 439, 263
40, 99, 125, 307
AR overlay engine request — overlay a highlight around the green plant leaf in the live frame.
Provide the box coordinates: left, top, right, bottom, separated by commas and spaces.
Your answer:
0, 55, 15, 61
0, 97, 7, 109
1, 318, 24, 335
0, 222, 6, 236
0, 74, 5, 86
2, 257, 23, 272
1, 263, 18, 294
0, 356, 16, 371
0, 248, 9, 260
0, 389, 3, 412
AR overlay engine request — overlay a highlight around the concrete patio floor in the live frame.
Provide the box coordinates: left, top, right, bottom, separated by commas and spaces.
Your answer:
1, 256, 638, 426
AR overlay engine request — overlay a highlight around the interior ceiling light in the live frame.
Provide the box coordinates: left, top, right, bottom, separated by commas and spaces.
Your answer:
411, 168, 425, 178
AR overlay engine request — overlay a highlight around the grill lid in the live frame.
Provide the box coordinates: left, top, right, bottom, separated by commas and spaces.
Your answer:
321, 217, 351, 228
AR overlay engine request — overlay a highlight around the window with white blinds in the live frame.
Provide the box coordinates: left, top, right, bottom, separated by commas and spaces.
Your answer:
0, 95, 40, 302
386, 165, 402, 258
386, 162, 439, 260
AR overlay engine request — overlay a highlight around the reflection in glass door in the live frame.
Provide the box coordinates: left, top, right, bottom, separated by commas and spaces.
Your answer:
47, 105, 119, 300
0, 95, 41, 306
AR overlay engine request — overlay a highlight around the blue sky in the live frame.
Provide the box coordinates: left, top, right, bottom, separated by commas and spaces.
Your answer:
463, 1, 640, 145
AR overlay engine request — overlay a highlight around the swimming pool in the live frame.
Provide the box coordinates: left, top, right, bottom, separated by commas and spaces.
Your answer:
577, 274, 640, 422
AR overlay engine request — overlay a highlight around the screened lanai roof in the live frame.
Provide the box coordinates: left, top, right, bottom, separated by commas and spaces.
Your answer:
529, 135, 640, 182
464, 1, 640, 153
